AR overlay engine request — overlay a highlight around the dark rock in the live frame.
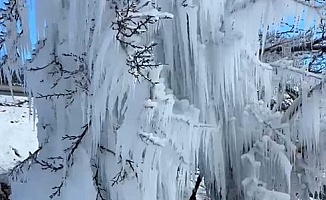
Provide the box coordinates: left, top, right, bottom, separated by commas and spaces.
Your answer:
0, 182, 10, 200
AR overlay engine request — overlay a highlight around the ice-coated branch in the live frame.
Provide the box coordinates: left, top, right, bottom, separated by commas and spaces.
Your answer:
9, 146, 63, 182
111, 159, 136, 187
98, 145, 137, 187
31, 156, 63, 172
138, 131, 167, 147
127, 42, 161, 83
111, 157, 136, 186
270, 59, 323, 80
27, 49, 89, 102
111, 1, 172, 41
49, 180, 64, 199
28, 59, 61, 72
231, 0, 262, 14
45, 132, 89, 199
63, 121, 91, 166
36, 89, 77, 100
30, 52, 90, 92
247, 105, 296, 154
264, 38, 326, 54
262, 20, 326, 73
10, 121, 90, 198
111, 168, 127, 186
291, 0, 326, 19
280, 79, 324, 123
189, 174, 202, 200
181, 0, 189, 7
111, 1, 172, 83
0, 0, 26, 83
91, 164, 106, 200
27, 38, 47, 62
99, 145, 116, 155
9, 147, 42, 180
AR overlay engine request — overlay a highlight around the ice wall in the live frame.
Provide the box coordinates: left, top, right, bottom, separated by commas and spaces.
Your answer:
4, 0, 325, 199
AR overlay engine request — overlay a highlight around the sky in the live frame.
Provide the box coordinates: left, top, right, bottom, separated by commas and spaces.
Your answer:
27, 0, 37, 47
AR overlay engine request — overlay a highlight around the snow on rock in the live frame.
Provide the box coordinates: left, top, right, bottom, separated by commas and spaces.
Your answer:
242, 177, 290, 200
241, 135, 292, 199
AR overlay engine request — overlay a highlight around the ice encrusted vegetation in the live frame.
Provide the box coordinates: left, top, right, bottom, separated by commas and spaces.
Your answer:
1, 0, 326, 199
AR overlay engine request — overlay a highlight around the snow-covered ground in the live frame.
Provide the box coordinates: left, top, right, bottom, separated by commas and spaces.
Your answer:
0, 95, 38, 174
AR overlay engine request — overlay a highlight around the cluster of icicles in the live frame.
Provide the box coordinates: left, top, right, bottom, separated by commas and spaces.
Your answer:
1, 0, 325, 199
